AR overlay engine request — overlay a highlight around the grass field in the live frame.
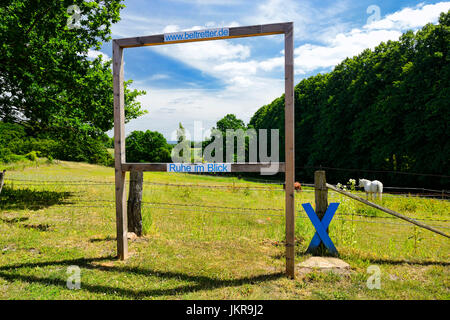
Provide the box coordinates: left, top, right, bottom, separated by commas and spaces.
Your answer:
0, 161, 449, 299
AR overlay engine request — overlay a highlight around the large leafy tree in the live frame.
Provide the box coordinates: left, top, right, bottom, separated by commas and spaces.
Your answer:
0, 0, 146, 137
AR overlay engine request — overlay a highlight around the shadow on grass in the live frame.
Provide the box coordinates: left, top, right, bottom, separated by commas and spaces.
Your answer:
364, 258, 450, 267
0, 256, 284, 299
0, 217, 51, 231
294, 249, 450, 267
89, 236, 116, 242
0, 186, 73, 211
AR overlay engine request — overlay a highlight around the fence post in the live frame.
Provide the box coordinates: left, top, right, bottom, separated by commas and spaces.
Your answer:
113, 40, 128, 260
127, 171, 143, 236
0, 170, 5, 195
308, 170, 328, 255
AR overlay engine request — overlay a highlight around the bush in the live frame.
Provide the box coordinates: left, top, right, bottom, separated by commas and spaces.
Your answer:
0, 147, 27, 163
0, 122, 26, 154
126, 130, 172, 163
25, 151, 38, 161
52, 134, 113, 166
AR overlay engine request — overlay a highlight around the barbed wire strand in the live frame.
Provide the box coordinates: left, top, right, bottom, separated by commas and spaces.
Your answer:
4, 178, 450, 195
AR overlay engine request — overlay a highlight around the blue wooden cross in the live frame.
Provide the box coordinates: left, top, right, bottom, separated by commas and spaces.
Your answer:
302, 202, 340, 255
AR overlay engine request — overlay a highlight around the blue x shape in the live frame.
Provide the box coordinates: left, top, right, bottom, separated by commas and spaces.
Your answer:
302, 202, 339, 255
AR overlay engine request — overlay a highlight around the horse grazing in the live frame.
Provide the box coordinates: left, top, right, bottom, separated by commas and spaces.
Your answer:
359, 179, 383, 201
283, 182, 302, 191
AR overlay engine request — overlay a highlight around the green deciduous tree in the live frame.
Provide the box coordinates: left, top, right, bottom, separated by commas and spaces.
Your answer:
126, 130, 172, 163
0, 0, 147, 163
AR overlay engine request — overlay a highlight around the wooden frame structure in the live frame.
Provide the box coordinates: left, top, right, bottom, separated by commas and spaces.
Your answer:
113, 22, 296, 278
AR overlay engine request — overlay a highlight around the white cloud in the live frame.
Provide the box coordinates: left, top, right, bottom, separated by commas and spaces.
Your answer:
124, 77, 284, 138
149, 74, 170, 80
259, 1, 450, 75
247, 0, 351, 41
154, 30, 255, 88
87, 49, 110, 61
366, 2, 450, 30
293, 29, 402, 74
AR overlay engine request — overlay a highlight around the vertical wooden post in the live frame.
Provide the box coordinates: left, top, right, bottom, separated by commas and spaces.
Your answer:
113, 40, 128, 260
128, 171, 143, 236
315, 171, 328, 220
284, 22, 295, 279
309, 170, 328, 255
0, 170, 5, 195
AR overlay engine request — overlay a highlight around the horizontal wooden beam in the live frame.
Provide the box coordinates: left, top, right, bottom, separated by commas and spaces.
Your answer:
115, 23, 292, 48
121, 163, 285, 173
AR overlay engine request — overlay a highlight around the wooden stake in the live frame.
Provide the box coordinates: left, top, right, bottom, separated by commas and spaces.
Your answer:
0, 170, 5, 195
308, 170, 329, 255
128, 171, 143, 236
314, 171, 328, 220
284, 22, 295, 279
113, 40, 128, 260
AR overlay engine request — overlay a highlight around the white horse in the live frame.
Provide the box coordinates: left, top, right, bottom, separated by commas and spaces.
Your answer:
359, 179, 383, 201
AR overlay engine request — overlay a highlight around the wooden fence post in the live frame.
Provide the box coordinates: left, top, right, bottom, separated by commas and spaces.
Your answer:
0, 170, 5, 195
113, 40, 128, 260
284, 22, 295, 279
128, 171, 143, 236
308, 170, 328, 255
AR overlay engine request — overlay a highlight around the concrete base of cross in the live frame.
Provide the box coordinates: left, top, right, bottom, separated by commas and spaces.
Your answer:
297, 257, 351, 275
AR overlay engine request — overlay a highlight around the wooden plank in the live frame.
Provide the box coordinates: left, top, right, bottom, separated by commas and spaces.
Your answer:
122, 163, 167, 171
116, 23, 289, 48
232, 163, 285, 172
229, 23, 286, 37
113, 40, 128, 260
116, 34, 164, 48
327, 183, 450, 239
284, 22, 295, 279
121, 162, 286, 172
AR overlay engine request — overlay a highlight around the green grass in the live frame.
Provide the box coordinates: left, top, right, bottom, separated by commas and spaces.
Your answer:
0, 161, 449, 299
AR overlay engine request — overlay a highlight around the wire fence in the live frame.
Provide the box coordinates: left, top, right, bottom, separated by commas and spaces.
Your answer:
4, 177, 450, 202
295, 165, 450, 179
2, 180, 449, 231
2, 176, 449, 204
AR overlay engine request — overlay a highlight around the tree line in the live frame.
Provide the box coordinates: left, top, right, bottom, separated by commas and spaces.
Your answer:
248, 11, 450, 189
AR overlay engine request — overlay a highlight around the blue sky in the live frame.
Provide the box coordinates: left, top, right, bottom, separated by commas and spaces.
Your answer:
94, 0, 450, 140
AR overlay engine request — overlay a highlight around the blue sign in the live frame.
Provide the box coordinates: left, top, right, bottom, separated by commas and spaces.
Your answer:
167, 163, 231, 173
